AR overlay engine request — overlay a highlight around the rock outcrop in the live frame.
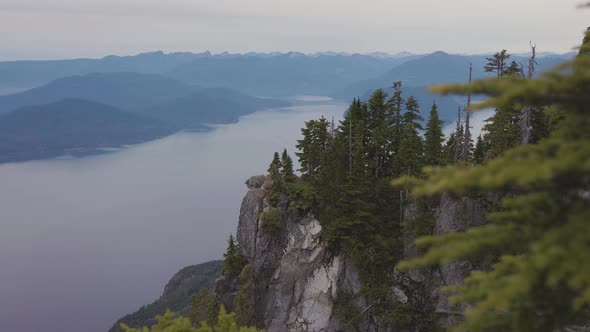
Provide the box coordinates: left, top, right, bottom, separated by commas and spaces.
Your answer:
218, 176, 488, 331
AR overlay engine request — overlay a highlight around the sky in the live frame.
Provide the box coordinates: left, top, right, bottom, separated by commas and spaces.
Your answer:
0, 0, 588, 60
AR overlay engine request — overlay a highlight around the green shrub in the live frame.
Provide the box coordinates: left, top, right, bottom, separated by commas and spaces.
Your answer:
260, 208, 282, 232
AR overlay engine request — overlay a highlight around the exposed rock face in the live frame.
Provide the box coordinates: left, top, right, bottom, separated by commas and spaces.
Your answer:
219, 177, 488, 331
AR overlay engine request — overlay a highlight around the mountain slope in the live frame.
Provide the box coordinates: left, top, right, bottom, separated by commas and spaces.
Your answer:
0, 99, 175, 163
0, 72, 196, 114
140, 87, 289, 128
0, 51, 210, 93
109, 260, 222, 332
166, 53, 417, 96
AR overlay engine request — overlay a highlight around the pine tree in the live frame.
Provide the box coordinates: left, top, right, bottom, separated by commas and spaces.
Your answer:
280, 149, 296, 183
398, 96, 424, 176
397, 29, 590, 331
295, 117, 330, 177
267, 152, 282, 180
121, 307, 262, 332
388, 81, 405, 176
190, 289, 218, 327
423, 103, 444, 166
472, 134, 485, 164
222, 234, 246, 277
505, 60, 524, 78
482, 105, 520, 159
268, 152, 283, 204
366, 89, 394, 178
484, 49, 510, 77
234, 264, 256, 328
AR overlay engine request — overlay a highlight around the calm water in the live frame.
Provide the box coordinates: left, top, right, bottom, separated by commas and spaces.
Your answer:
0, 100, 346, 332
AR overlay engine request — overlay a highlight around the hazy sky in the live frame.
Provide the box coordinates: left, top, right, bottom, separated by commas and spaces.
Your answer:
0, 0, 588, 60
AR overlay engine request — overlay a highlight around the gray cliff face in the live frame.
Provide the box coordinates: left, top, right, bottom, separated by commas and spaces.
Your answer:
219, 177, 487, 331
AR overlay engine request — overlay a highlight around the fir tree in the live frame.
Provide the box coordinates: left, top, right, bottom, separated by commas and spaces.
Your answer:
397, 29, 590, 331
268, 152, 283, 204
267, 152, 282, 180
190, 289, 218, 327
234, 264, 256, 328
295, 117, 330, 177
472, 134, 485, 164
398, 96, 424, 176
484, 49, 510, 77
222, 234, 246, 277
388, 81, 405, 175
423, 103, 444, 166
280, 149, 296, 183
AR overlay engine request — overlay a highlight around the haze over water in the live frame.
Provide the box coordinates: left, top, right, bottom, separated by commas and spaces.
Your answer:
0, 100, 345, 332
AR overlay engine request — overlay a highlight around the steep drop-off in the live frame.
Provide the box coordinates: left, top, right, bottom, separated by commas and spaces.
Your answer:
216, 176, 488, 331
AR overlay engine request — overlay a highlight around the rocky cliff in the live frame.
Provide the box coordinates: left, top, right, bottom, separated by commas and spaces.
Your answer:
217, 176, 488, 331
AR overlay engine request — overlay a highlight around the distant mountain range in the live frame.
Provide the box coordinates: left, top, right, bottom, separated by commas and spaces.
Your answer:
0, 51, 417, 96
334, 51, 573, 123
0, 72, 288, 163
0, 50, 574, 163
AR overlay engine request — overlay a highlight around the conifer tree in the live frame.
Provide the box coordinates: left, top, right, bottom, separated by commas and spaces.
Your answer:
366, 89, 393, 178
397, 29, 590, 331
190, 289, 218, 327
398, 96, 424, 176
388, 81, 405, 175
472, 134, 485, 164
280, 149, 296, 183
423, 103, 444, 166
268, 152, 284, 203
267, 152, 282, 180
295, 117, 330, 177
222, 234, 245, 277
484, 49, 510, 77
234, 264, 256, 328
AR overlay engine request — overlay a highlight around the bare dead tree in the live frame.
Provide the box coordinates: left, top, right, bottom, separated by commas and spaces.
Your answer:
454, 106, 462, 162
462, 63, 473, 159
520, 42, 537, 144
349, 111, 352, 175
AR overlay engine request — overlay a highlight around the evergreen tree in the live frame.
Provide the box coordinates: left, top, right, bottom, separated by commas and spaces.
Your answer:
472, 134, 485, 164
388, 81, 405, 175
505, 60, 524, 78
267, 152, 282, 180
397, 30, 590, 331
121, 307, 262, 332
423, 103, 444, 166
234, 264, 256, 327
366, 89, 394, 178
268, 152, 283, 204
280, 149, 296, 183
398, 96, 424, 176
484, 49, 510, 77
189, 289, 218, 327
482, 105, 520, 159
295, 117, 330, 177
222, 234, 246, 277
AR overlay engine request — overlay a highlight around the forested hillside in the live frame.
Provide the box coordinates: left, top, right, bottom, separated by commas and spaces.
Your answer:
210, 30, 590, 331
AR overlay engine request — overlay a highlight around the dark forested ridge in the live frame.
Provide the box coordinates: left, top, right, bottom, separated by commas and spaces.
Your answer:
0, 99, 175, 163
109, 260, 222, 332
0, 73, 288, 163
140, 87, 288, 128
213, 34, 588, 331
0, 72, 196, 114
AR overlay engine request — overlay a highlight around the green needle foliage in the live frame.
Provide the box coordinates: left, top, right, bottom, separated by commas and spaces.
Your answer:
222, 234, 247, 278
121, 307, 262, 332
396, 29, 590, 331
